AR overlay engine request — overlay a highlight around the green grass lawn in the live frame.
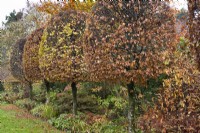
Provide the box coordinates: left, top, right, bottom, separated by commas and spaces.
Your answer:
0, 104, 62, 133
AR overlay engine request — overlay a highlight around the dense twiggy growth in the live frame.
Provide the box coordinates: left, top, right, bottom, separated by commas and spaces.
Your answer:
39, 10, 87, 82
23, 27, 44, 82
139, 38, 200, 132
84, 1, 175, 84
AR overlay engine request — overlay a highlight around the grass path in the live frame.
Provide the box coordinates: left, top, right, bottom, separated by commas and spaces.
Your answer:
0, 104, 63, 133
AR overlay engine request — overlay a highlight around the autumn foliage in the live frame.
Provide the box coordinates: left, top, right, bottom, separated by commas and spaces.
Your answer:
39, 10, 87, 82
23, 27, 44, 82
139, 38, 200, 132
5, 0, 200, 132
84, 1, 175, 84
36, 0, 95, 15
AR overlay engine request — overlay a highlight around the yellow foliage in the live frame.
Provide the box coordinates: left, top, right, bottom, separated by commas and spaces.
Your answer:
35, 0, 96, 15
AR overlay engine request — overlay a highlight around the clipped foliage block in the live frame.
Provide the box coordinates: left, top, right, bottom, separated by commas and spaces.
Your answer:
39, 10, 87, 82
10, 38, 27, 82
23, 27, 44, 82
84, 1, 175, 84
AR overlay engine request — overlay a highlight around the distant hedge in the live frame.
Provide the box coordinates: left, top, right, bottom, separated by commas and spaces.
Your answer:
10, 38, 27, 82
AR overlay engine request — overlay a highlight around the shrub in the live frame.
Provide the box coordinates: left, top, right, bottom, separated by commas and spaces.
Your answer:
14, 98, 36, 111
48, 113, 88, 132
0, 91, 23, 103
31, 104, 57, 119
49, 113, 127, 133
2, 82, 22, 93
32, 83, 46, 103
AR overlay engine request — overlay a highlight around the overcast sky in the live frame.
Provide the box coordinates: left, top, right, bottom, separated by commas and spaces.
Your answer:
0, 0, 41, 24
0, 0, 188, 25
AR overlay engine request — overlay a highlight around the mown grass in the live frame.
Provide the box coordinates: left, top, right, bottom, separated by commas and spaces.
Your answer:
0, 104, 62, 133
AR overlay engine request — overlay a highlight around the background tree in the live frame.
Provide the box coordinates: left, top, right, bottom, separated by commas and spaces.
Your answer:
10, 38, 33, 98
39, 10, 88, 115
0, 1, 47, 71
84, 1, 175, 132
3, 10, 23, 25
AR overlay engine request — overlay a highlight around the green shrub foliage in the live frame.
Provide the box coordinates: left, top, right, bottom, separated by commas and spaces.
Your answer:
10, 38, 27, 82
23, 27, 44, 82
39, 10, 87, 82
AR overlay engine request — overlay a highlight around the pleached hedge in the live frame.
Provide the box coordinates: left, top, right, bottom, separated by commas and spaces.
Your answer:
39, 10, 88, 83
23, 27, 44, 82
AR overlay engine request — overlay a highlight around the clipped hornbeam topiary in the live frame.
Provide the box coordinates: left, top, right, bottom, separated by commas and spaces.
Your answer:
10, 38, 32, 98
84, 1, 175, 131
23, 27, 44, 82
23, 27, 51, 103
39, 10, 87, 115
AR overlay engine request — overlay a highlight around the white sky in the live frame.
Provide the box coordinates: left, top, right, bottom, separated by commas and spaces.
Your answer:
0, 0, 188, 25
0, 0, 42, 25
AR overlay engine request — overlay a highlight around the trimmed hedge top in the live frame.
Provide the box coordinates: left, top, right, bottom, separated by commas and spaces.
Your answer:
84, 1, 175, 84
39, 10, 88, 82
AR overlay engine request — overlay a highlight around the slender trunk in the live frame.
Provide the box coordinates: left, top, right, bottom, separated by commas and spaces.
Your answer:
24, 81, 32, 99
44, 79, 50, 104
71, 82, 77, 115
127, 81, 136, 133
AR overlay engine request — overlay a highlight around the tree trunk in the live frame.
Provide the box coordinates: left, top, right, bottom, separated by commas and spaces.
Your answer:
71, 82, 77, 115
23, 81, 32, 99
127, 81, 136, 133
44, 79, 50, 104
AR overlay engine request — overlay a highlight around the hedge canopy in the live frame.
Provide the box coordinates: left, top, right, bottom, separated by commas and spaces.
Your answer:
84, 1, 175, 84
39, 10, 88, 82
23, 27, 44, 82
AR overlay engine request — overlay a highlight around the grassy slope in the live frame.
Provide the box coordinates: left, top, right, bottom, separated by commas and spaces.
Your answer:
0, 104, 62, 133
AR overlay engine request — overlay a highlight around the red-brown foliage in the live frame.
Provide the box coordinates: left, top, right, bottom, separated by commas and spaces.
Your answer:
84, 1, 175, 84
138, 38, 200, 132
23, 27, 44, 82
39, 10, 88, 82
